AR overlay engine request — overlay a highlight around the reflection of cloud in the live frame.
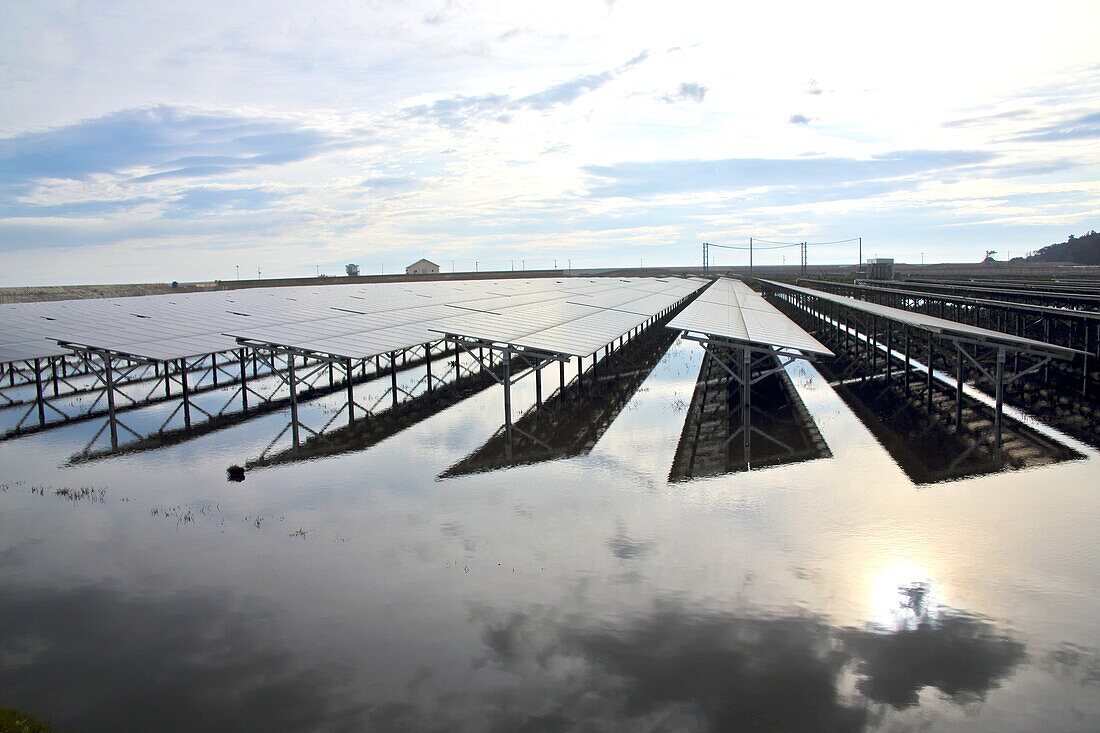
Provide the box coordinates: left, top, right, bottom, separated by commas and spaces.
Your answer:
461, 599, 1027, 730
469, 602, 867, 730
789, 113, 811, 125
1044, 642, 1100, 687
804, 79, 823, 95
0, 583, 365, 730
606, 524, 654, 560
843, 612, 1027, 709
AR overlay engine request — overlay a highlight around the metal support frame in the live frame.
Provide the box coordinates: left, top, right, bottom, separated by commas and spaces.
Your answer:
443, 334, 571, 458
683, 333, 812, 469
765, 282, 1076, 466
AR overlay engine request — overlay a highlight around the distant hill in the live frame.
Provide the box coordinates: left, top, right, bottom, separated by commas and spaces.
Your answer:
1025, 231, 1100, 265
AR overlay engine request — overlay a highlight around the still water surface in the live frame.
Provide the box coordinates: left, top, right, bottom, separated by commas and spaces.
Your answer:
2, 338, 1099, 731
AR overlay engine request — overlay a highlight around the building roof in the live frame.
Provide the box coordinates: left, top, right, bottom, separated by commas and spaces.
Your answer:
407, 259, 439, 268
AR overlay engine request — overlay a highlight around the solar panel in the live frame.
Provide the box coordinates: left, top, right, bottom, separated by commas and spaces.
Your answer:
760, 280, 1084, 360
667, 278, 833, 357
0, 276, 706, 364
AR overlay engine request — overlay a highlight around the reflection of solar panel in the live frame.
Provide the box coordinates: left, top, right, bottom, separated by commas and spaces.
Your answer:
0, 276, 707, 364
761, 280, 1083, 360
667, 278, 833, 357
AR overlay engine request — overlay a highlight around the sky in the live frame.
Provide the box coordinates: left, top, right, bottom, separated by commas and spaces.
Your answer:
0, 0, 1098, 285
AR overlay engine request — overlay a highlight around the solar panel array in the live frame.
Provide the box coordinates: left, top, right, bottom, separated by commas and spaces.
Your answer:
761, 279, 1084, 359
667, 278, 833, 358
0, 277, 708, 365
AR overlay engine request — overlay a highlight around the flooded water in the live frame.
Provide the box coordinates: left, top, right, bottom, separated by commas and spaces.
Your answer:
2, 337, 1099, 732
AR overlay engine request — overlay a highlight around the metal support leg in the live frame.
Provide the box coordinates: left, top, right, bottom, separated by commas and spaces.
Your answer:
239, 349, 249, 410
425, 342, 433, 393
995, 349, 1005, 462
535, 364, 542, 406
559, 359, 565, 391
503, 350, 513, 445
904, 330, 910, 395
180, 358, 192, 430
105, 356, 118, 450
1083, 327, 1091, 397
741, 347, 751, 466
390, 352, 398, 407
288, 355, 300, 448
955, 344, 964, 431
885, 321, 892, 380
871, 315, 877, 373
346, 358, 355, 425
211, 353, 219, 386
926, 336, 934, 412
33, 358, 46, 426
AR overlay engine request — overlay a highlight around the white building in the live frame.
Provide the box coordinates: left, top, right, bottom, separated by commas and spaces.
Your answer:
866, 257, 894, 280
405, 258, 440, 275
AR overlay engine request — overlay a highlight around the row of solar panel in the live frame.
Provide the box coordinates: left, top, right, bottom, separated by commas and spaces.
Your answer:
0, 277, 709, 364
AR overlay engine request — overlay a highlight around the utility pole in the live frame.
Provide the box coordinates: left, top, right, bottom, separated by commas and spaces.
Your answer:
236, 265, 239, 280
315, 264, 319, 277
257, 268, 261, 279
511, 260, 514, 271
475, 261, 479, 272
858, 236, 862, 270
451, 260, 455, 272
749, 237, 753, 279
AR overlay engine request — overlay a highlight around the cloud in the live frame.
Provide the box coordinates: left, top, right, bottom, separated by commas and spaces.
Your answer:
0, 105, 351, 191
804, 79, 823, 95
942, 108, 1035, 128
165, 186, 285, 217
361, 176, 420, 191
789, 113, 811, 125
661, 82, 708, 104
403, 53, 649, 128
1014, 111, 1100, 142
584, 149, 996, 198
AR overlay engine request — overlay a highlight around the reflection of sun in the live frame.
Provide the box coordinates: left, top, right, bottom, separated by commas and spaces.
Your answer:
868, 562, 942, 630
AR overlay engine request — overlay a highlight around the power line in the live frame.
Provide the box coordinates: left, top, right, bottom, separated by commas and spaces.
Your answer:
749, 237, 861, 247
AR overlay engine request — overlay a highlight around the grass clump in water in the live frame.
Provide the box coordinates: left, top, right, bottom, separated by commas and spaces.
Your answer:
0, 708, 54, 733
